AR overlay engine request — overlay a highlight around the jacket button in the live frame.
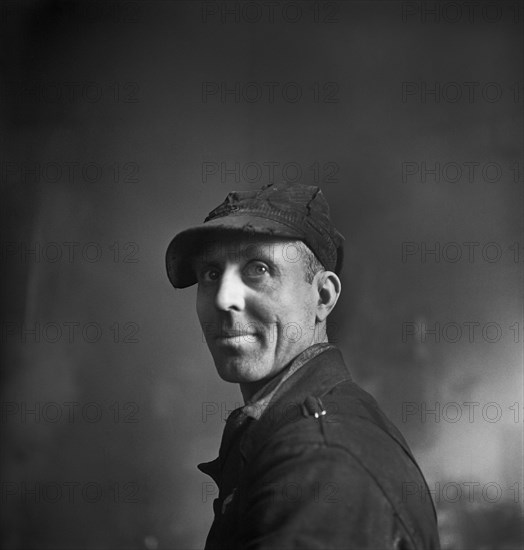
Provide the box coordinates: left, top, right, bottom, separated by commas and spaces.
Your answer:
303, 395, 326, 418
221, 488, 236, 514
393, 536, 412, 550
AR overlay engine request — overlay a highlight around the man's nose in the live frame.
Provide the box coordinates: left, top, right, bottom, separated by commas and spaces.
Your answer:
214, 269, 245, 311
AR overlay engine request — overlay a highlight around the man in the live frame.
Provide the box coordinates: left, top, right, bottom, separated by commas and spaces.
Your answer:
166, 183, 440, 549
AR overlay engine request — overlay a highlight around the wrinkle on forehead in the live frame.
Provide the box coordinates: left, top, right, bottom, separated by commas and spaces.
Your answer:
193, 234, 295, 266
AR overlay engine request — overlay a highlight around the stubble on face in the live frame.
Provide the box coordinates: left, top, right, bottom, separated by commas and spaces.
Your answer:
194, 236, 321, 391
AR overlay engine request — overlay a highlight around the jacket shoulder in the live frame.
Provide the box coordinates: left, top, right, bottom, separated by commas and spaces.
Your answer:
240, 349, 439, 547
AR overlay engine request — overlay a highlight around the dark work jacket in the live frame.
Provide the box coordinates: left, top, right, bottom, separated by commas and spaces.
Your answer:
198, 345, 440, 550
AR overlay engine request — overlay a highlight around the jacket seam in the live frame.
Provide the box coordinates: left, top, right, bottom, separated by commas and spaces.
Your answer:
322, 440, 420, 548
267, 438, 422, 548
255, 437, 421, 548
316, 380, 438, 522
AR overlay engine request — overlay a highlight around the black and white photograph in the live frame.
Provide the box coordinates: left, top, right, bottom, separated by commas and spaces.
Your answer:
1, 1, 523, 549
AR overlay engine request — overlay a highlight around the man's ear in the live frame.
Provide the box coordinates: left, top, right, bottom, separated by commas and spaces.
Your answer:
315, 271, 341, 323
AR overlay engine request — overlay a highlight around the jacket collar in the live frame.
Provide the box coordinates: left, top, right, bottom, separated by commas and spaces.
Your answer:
239, 345, 352, 460
243, 342, 338, 420
198, 344, 350, 483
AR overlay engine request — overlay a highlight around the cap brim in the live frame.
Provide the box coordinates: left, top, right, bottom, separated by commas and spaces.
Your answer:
165, 214, 305, 288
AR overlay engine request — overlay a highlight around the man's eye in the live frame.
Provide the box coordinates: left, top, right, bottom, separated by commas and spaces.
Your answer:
244, 262, 269, 278
200, 268, 221, 282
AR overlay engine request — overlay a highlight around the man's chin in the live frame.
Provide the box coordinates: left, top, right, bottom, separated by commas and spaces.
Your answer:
213, 357, 269, 385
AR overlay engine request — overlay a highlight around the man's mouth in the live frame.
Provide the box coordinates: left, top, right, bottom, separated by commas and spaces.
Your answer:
214, 327, 259, 342
216, 331, 257, 338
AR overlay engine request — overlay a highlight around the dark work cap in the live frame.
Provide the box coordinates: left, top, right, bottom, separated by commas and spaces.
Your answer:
166, 183, 345, 288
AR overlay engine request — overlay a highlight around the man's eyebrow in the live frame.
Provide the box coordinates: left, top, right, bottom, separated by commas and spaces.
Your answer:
191, 251, 219, 269
191, 241, 281, 269
240, 243, 277, 261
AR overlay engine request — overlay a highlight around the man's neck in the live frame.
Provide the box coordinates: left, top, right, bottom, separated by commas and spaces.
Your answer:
239, 334, 329, 404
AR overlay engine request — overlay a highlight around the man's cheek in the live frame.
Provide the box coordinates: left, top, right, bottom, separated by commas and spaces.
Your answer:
199, 321, 214, 344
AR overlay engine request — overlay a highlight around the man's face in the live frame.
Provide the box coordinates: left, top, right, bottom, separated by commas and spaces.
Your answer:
194, 235, 321, 392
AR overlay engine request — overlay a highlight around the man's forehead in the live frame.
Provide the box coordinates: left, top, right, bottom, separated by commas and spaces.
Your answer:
193, 234, 298, 264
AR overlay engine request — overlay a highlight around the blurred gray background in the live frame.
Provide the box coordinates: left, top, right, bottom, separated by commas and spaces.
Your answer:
1, 1, 522, 549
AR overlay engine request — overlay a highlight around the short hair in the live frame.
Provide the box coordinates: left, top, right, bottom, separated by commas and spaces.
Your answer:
293, 240, 325, 283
